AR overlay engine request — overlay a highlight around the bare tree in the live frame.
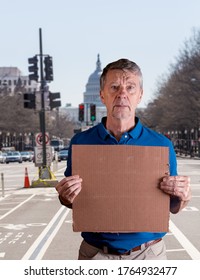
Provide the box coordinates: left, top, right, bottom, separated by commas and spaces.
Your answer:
143, 28, 200, 133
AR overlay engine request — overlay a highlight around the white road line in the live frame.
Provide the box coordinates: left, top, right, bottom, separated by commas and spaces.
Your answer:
169, 220, 200, 260
0, 252, 5, 258
0, 194, 35, 220
0, 195, 10, 201
0, 202, 25, 204
166, 248, 185, 252
56, 166, 66, 173
21, 206, 70, 260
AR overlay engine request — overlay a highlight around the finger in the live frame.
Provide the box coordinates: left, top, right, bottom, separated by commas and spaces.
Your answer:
62, 184, 82, 204
58, 180, 82, 201
67, 186, 82, 203
160, 180, 174, 191
62, 181, 82, 196
173, 181, 189, 189
165, 176, 190, 182
59, 175, 80, 186
56, 175, 81, 192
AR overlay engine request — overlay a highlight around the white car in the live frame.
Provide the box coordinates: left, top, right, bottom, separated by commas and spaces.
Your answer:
0, 151, 6, 163
20, 151, 32, 162
5, 151, 22, 164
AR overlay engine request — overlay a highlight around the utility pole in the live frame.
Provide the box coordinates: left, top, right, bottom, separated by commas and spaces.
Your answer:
39, 28, 47, 168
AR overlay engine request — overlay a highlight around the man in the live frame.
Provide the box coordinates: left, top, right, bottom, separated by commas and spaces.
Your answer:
56, 58, 191, 260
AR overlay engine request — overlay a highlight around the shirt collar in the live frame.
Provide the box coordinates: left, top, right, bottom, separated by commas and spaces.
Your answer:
97, 117, 110, 140
97, 117, 143, 141
128, 117, 143, 139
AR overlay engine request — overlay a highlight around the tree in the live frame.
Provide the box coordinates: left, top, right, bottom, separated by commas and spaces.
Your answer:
0, 91, 76, 149
144, 28, 200, 133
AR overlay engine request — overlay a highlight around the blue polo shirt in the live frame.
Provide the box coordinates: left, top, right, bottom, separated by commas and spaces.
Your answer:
65, 117, 177, 254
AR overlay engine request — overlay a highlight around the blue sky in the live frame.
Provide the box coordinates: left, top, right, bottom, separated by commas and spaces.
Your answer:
0, 0, 200, 108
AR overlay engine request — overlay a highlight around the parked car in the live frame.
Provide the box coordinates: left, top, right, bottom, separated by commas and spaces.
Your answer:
0, 151, 7, 163
5, 151, 23, 164
20, 151, 32, 162
29, 151, 34, 161
58, 149, 68, 161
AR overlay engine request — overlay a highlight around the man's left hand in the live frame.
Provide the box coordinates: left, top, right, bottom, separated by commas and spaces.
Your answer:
160, 176, 191, 202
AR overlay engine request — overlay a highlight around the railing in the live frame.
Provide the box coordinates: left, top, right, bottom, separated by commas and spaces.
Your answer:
166, 129, 200, 158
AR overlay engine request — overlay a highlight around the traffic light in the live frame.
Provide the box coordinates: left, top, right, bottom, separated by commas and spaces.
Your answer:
78, 104, 84, 122
44, 56, 53, 81
49, 92, 61, 109
90, 104, 96, 122
28, 56, 38, 82
23, 92, 36, 109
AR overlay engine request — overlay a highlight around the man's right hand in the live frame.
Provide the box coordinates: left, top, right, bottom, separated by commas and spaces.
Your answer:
55, 175, 82, 207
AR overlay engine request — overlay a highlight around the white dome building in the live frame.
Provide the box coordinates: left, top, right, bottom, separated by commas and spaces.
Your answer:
60, 55, 107, 126
83, 54, 106, 124
83, 54, 103, 106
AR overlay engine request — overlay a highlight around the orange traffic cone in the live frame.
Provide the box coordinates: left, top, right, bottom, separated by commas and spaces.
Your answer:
24, 167, 30, 188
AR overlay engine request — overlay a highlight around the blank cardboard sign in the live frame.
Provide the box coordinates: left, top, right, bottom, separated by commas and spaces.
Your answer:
72, 145, 169, 232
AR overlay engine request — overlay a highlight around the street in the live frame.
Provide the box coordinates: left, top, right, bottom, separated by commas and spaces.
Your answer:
0, 158, 200, 260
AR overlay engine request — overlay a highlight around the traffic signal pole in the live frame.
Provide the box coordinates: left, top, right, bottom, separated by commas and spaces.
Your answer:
27, 28, 61, 182
39, 28, 47, 168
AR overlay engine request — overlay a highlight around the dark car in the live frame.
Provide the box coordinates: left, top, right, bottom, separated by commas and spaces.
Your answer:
58, 149, 68, 161
5, 151, 22, 164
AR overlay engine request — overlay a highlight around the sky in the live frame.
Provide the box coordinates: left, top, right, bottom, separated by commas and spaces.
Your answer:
0, 0, 200, 108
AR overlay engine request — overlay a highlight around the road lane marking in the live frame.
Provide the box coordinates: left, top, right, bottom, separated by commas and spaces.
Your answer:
58, 166, 66, 171
182, 206, 199, 211
0, 202, 25, 204
0, 194, 35, 220
166, 248, 185, 252
169, 220, 200, 260
0, 252, 5, 258
21, 206, 70, 260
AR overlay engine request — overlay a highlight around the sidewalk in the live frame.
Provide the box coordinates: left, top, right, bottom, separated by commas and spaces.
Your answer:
176, 153, 200, 160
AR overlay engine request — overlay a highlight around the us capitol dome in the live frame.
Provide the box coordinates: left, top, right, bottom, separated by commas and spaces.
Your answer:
83, 54, 106, 124
60, 54, 106, 125
83, 54, 104, 107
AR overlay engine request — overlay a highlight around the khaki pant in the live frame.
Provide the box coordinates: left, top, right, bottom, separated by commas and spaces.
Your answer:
78, 239, 167, 260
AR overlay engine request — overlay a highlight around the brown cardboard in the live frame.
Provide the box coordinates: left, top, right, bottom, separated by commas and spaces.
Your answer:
72, 145, 169, 232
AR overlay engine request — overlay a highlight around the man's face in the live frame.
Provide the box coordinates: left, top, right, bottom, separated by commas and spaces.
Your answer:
100, 69, 143, 121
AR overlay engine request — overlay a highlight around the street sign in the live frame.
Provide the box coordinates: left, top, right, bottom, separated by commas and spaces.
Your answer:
34, 146, 52, 167
35, 132, 50, 147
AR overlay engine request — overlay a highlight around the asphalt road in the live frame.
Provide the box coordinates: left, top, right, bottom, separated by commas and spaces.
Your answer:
0, 158, 199, 260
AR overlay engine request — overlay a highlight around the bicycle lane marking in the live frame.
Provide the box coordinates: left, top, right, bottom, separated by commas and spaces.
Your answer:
0, 194, 36, 220
169, 220, 200, 260
21, 206, 70, 260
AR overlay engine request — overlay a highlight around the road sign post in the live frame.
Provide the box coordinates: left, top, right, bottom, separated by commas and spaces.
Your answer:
34, 146, 52, 167
34, 132, 52, 179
